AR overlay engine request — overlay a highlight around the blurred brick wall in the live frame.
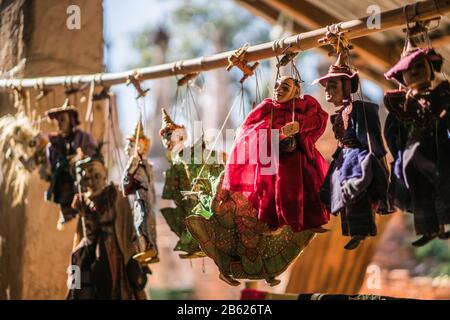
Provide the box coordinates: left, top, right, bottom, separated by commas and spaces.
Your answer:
0, 0, 103, 299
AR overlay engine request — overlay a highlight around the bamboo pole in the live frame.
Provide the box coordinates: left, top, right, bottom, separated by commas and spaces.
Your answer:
0, 0, 449, 90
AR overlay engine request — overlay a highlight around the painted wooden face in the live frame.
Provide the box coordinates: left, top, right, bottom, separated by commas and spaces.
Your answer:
402, 56, 433, 90
80, 161, 107, 194
161, 127, 187, 152
274, 77, 300, 103
325, 78, 344, 106
55, 112, 73, 135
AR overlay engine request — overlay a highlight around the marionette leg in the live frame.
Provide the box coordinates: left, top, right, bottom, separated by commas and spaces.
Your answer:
341, 195, 376, 250
435, 144, 450, 239
132, 201, 159, 264
409, 187, 438, 246
404, 152, 440, 246
435, 177, 450, 239
142, 207, 159, 263
219, 273, 241, 286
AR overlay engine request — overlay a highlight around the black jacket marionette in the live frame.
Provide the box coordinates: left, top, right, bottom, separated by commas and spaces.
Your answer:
384, 47, 450, 246
315, 52, 391, 250
40, 99, 98, 224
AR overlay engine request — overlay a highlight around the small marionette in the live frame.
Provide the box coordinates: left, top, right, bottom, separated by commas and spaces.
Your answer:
159, 109, 224, 258
384, 44, 450, 246
222, 75, 330, 234
121, 121, 158, 264
69, 154, 147, 300
39, 99, 98, 225
314, 52, 391, 250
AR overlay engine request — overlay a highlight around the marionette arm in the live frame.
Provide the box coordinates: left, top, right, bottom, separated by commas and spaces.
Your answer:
297, 95, 328, 142
122, 155, 142, 195
341, 152, 375, 203
71, 192, 95, 215
354, 101, 387, 158
78, 130, 98, 157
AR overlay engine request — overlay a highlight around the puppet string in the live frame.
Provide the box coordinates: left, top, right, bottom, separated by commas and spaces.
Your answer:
190, 89, 242, 192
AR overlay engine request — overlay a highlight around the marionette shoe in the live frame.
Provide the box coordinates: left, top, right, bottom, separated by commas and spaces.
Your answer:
219, 273, 241, 286
344, 235, 365, 250
179, 251, 207, 259
133, 247, 158, 264
411, 234, 437, 247
266, 277, 281, 287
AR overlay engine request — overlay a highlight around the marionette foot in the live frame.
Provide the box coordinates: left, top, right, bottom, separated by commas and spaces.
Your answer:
179, 251, 207, 259
133, 248, 158, 263
412, 234, 437, 247
344, 236, 365, 250
310, 227, 330, 233
142, 265, 153, 275
219, 273, 241, 287
144, 256, 160, 264
266, 277, 281, 287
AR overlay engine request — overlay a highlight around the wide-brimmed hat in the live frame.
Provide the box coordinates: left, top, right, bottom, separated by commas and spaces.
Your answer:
313, 52, 359, 93
46, 99, 80, 125
384, 47, 443, 86
384, 48, 442, 85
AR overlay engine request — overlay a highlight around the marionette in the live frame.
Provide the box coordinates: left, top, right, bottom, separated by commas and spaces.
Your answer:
185, 73, 326, 286
121, 121, 158, 264
159, 108, 224, 258
186, 170, 315, 287
68, 154, 147, 300
222, 75, 330, 233
384, 41, 450, 246
315, 51, 391, 250
39, 99, 98, 226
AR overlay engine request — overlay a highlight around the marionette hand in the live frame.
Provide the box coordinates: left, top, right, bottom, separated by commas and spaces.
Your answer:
71, 193, 84, 212
341, 154, 374, 204
69, 148, 85, 166
71, 193, 95, 215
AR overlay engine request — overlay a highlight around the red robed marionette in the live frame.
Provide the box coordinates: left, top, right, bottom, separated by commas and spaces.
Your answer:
223, 76, 330, 233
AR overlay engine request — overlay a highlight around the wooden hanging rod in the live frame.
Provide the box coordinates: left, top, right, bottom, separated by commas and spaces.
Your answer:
0, 0, 449, 90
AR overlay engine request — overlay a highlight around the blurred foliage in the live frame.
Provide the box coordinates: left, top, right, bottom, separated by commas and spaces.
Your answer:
399, 214, 450, 277
414, 240, 450, 276
149, 287, 194, 300
128, 0, 275, 129
129, 0, 271, 68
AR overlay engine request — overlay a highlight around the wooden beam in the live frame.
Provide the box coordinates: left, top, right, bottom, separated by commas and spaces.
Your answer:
0, 0, 449, 90
430, 25, 450, 48
263, 0, 399, 70
236, 0, 308, 33
237, 0, 395, 89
